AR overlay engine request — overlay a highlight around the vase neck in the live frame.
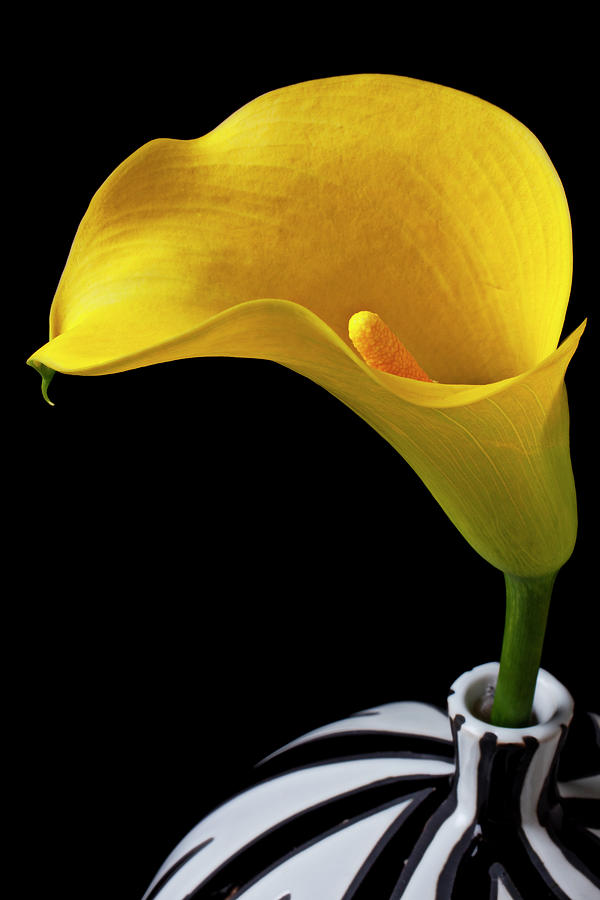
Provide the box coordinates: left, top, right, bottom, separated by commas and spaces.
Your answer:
450, 713, 568, 827
446, 663, 574, 828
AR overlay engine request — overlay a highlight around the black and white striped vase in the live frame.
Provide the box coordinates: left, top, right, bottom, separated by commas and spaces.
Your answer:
142, 662, 599, 899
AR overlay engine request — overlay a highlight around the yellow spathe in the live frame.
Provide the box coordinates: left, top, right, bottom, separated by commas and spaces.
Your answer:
28, 74, 584, 577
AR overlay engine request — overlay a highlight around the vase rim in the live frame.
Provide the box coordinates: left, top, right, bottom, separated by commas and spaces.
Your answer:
448, 661, 574, 743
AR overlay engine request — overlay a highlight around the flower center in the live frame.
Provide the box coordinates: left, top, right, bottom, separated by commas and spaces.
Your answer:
348, 311, 434, 382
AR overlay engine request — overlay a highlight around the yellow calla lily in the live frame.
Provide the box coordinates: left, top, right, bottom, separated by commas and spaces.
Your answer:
28, 73, 584, 579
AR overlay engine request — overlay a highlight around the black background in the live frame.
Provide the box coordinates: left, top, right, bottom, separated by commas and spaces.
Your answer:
13, 10, 597, 899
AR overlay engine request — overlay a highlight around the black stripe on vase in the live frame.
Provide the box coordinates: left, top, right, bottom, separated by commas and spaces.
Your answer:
436, 730, 503, 898
343, 785, 450, 900
557, 711, 600, 782
488, 862, 525, 900
535, 722, 600, 889
256, 733, 455, 779
144, 840, 214, 900
516, 730, 600, 898
258, 702, 454, 769
388, 714, 467, 899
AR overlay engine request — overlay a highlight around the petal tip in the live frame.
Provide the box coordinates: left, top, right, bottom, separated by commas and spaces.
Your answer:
28, 359, 56, 406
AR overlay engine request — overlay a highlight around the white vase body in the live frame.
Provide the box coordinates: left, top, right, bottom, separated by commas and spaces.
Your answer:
142, 663, 600, 899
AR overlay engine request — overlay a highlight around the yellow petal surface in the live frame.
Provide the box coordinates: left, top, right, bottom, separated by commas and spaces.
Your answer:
28, 74, 583, 577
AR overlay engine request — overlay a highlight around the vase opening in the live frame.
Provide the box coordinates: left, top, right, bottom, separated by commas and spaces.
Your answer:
449, 662, 574, 740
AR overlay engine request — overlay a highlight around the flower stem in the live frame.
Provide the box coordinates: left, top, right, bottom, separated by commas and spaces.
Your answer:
490, 571, 557, 728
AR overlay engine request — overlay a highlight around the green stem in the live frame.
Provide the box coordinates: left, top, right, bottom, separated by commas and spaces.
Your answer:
490, 571, 557, 728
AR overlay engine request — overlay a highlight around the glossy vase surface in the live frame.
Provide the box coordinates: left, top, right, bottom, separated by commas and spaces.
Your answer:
143, 662, 599, 899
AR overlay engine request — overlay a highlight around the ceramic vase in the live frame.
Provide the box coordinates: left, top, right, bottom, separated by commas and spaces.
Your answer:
142, 662, 599, 899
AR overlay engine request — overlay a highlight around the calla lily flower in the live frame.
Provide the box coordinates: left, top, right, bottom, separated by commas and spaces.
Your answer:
28, 74, 584, 579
